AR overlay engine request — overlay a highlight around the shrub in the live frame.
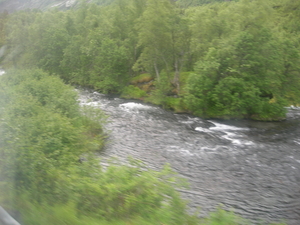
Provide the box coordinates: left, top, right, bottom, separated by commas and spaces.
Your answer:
0, 69, 197, 225
0, 69, 105, 203
130, 73, 153, 85
121, 85, 147, 99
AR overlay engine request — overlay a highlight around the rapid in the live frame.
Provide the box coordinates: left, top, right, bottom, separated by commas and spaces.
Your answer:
79, 89, 300, 225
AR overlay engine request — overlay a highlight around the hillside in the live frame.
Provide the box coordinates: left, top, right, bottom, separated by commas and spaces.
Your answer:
0, 0, 115, 13
0, 0, 233, 13
0, 0, 78, 12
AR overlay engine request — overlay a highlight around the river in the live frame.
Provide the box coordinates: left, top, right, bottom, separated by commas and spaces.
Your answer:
79, 89, 300, 225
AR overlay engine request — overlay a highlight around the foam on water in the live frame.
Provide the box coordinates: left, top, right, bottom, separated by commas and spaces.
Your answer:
286, 105, 300, 110
207, 121, 254, 146
195, 127, 211, 132
209, 121, 250, 131
81, 101, 101, 107
166, 148, 194, 156
119, 102, 153, 112
194, 124, 254, 146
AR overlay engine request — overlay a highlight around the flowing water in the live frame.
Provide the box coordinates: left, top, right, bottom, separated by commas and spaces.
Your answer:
79, 89, 300, 225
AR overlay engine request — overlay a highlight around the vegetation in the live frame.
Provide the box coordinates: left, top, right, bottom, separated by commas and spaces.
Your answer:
0, 69, 199, 224
0, 69, 104, 202
0, 0, 297, 224
0, 70, 284, 225
1, 0, 300, 120
121, 85, 147, 99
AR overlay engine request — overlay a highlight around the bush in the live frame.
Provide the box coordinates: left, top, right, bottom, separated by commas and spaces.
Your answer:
0, 69, 105, 203
200, 207, 248, 225
0, 69, 198, 225
15, 158, 197, 225
121, 85, 147, 99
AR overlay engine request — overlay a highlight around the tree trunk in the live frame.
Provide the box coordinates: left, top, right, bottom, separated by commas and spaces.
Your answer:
173, 59, 180, 94
154, 62, 160, 81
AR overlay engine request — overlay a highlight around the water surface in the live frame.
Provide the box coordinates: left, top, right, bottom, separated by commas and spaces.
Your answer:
79, 89, 300, 225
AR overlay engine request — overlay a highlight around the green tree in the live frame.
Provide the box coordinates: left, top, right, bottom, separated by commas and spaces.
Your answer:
0, 69, 105, 202
85, 33, 130, 93
61, 3, 132, 92
0, 10, 8, 47
134, 0, 190, 95
27, 11, 69, 74
3, 10, 38, 67
134, 0, 174, 80
185, 26, 295, 120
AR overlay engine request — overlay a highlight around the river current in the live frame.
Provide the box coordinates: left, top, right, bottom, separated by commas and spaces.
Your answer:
79, 89, 300, 225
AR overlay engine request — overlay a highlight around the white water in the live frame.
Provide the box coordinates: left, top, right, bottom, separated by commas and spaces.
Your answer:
79, 89, 300, 225
119, 102, 154, 112
207, 121, 254, 146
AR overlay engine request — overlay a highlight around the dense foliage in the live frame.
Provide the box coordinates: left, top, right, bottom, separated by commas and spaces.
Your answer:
0, 69, 199, 224
0, 69, 105, 201
0, 1, 294, 223
1, 0, 299, 120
